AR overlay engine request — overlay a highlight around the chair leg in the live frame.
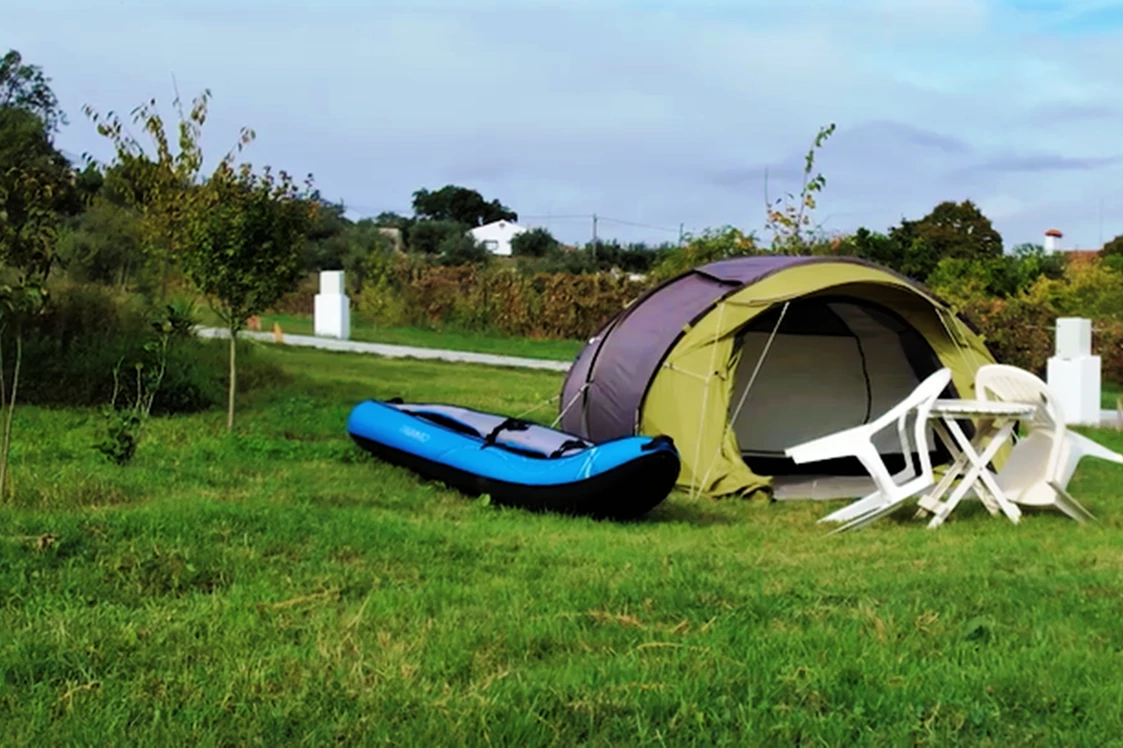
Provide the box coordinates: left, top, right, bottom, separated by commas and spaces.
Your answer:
829, 495, 912, 534
1047, 480, 1097, 524
820, 490, 885, 523
1069, 431, 1123, 464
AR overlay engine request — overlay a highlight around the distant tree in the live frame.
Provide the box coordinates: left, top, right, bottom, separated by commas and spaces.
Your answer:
408, 219, 467, 255
511, 227, 559, 258
648, 227, 761, 282
184, 160, 317, 431
907, 199, 1004, 262
55, 198, 146, 287
1102, 234, 1123, 258
0, 49, 66, 135
412, 184, 517, 227
835, 226, 940, 281
0, 107, 79, 216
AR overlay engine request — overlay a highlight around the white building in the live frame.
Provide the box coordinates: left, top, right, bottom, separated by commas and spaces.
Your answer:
469, 219, 527, 256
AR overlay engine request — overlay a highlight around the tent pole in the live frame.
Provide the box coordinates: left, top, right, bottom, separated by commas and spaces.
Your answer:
690, 300, 727, 499
729, 300, 790, 425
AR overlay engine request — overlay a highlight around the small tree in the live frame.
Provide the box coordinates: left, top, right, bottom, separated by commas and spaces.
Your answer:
183, 160, 316, 430
83, 88, 253, 298
0, 167, 59, 497
765, 123, 836, 252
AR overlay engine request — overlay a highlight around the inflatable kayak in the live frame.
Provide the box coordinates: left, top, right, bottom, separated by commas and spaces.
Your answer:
346, 398, 680, 519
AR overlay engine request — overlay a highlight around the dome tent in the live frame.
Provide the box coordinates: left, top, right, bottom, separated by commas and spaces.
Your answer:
557, 255, 998, 499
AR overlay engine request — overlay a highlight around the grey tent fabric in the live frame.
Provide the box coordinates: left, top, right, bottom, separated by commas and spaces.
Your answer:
559, 256, 805, 440
558, 256, 874, 441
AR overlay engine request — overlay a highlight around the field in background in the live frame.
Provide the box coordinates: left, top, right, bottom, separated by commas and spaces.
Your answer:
197, 310, 585, 362
4, 342, 1123, 743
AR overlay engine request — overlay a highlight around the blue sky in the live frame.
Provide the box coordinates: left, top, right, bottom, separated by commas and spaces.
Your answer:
8, 0, 1123, 249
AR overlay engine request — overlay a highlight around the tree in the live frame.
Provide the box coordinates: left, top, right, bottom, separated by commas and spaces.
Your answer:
0, 52, 73, 498
510, 227, 559, 258
905, 199, 1003, 262
0, 107, 79, 216
408, 219, 467, 255
0, 160, 64, 499
183, 160, 317, 430
411, 185, 517, 227
0, 49, 66, 135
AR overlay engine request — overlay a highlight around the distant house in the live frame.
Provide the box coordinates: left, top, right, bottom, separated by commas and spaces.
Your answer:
469, 219, 527, 256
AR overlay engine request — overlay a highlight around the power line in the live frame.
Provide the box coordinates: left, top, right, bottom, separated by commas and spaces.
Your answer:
595, 215, 681, 233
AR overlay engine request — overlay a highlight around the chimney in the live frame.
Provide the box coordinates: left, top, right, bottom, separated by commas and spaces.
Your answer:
1044, 228, 1063, 253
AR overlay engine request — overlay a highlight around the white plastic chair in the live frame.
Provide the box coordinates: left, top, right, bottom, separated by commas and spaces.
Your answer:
784, 367, 952, 532
974, 363, 1123, 522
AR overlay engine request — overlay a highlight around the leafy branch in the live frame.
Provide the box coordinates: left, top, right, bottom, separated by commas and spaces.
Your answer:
764, 122, 836, 252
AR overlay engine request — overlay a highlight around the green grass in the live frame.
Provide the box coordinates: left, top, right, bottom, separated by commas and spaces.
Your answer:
198, 309, 585, 362
5, 342, 1123, 743
1103, 380, 1122, 410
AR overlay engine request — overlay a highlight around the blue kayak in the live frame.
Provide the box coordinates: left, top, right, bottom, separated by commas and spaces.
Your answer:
346, 398, 680, 519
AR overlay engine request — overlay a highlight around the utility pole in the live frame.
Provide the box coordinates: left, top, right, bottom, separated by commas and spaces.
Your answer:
592, 213, 598, 262
678, 222, 685, 246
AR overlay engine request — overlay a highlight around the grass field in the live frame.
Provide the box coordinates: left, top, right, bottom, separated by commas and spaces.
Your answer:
1103, 380, 1122, 411
5, 341, 1123, 743
198, 310, 585, 362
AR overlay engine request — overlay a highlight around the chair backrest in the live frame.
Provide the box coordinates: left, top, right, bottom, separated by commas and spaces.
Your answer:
974, 363, 1067, 485
867, 367, 951, 482
975, 364, 1065, 431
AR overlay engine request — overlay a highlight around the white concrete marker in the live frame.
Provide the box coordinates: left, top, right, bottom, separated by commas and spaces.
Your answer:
314, 270, 350, 339
1046, 317, 1102, 426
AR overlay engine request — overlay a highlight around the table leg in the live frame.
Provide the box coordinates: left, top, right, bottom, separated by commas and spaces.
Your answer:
915, 417, 971, 518
930, 417, 1021, 527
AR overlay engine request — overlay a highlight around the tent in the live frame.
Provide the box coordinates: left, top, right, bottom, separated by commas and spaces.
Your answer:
557, 255, 999, 499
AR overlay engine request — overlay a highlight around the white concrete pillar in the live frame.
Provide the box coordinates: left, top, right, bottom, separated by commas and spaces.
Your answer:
314, 270, 350, 339
1046, 317, 1100, 425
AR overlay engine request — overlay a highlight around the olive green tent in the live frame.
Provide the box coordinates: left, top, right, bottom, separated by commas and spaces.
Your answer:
558, 256, 999, 498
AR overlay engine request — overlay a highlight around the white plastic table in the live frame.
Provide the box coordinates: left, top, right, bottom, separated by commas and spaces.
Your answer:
915, 398, 1037, 528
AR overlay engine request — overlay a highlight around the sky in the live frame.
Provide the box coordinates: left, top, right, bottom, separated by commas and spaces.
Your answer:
8, 0, 1123, 249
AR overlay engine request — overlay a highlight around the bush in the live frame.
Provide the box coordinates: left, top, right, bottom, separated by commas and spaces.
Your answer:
511, 228, 560, 258
8, 283, 284, 413
353, 256, 646, 339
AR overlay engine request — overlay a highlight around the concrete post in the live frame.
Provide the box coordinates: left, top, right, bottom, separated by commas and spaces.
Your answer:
313, 270, 350, 339
1045, 317, 1100, 425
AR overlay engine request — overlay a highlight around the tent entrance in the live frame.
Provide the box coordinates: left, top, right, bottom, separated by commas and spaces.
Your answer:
728, 294, 950, 478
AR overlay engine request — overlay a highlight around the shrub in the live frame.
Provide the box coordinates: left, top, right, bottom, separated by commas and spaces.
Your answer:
10, 283, 284, 413
511, 228, 560, 258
